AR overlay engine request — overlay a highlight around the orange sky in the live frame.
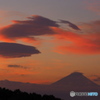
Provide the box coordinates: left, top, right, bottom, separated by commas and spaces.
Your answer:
0, 0, 100, 85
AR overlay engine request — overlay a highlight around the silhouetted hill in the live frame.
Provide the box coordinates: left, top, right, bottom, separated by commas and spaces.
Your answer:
0, 79, 49, 95
0, 72, 100, 100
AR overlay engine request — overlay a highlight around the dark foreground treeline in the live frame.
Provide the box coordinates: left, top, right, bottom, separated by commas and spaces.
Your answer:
0, 87, 61, 100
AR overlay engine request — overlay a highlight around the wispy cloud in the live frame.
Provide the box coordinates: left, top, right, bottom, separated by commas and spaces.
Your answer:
53, 20, 100, 54
59, 20, 80, 30
93, 77, 100, 82
8, 65, 28, 69
89, 75, 100, 82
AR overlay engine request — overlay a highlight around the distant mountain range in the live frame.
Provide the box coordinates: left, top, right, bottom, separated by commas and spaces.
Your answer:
0, 72, 100, 100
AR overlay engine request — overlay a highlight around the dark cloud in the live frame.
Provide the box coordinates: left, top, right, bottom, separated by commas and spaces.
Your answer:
59, 19, 80, 30
93, 77, 100, 82
8, 65, 27, 69
27, 15, 59, 27
0, 42, 40, 58
0, 15, 59, 42
90, 75, 100, 82
8, 65, 21, 67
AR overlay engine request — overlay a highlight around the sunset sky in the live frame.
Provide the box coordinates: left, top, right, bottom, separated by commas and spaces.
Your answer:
0, 0, 100, 85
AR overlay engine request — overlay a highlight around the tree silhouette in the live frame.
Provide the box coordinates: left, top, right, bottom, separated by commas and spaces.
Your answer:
0, 87, 62, 100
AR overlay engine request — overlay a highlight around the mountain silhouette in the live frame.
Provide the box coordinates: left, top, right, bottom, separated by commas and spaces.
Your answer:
0, 72, 100, 100
51, 72, 99, 90
48, 72, 100, 100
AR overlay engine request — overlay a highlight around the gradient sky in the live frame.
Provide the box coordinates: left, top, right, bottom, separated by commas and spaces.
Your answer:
0, 0, 100, 85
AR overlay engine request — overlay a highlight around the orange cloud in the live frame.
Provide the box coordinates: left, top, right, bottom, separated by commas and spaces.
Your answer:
0, 15, 100, 55
52, 20, 100, 54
